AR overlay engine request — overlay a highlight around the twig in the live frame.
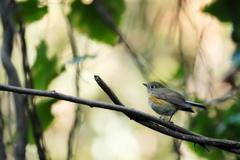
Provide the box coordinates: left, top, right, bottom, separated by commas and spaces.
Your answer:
0, 82, 240, 154
64, 11, 82, 159
18, 20, 46, 160
94, 75, 123, 105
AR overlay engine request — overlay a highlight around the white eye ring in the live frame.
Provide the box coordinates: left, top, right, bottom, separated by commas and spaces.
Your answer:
150, 85, 155, 88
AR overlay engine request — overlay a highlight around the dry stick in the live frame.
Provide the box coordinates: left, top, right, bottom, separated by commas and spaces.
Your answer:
94, 75, 123, 106
0, 83, 240, 154
94, 75, 240, 154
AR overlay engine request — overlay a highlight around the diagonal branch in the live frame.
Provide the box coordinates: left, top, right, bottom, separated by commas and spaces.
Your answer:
94, 75, 209, 152
0, 79, 239, 154
94, 75, 240, 154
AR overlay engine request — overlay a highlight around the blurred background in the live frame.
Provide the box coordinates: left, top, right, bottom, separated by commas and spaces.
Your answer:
1, 0, 240, 159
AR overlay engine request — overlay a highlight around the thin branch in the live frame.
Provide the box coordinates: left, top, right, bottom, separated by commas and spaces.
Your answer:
0, 82, 240, 154
64, 13, 82, 160
94, 75, 123, 106
18, 20, 46, 160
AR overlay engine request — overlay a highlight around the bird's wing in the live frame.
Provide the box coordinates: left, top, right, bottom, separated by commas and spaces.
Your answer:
152, 88, 188, 108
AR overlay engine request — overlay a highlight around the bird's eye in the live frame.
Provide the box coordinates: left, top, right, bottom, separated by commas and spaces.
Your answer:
150, 85, 155, 88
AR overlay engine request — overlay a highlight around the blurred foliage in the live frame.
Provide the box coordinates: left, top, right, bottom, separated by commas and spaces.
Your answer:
5, 0, 240, 158
31, 41, 65, 91
69, 0, 125, 45
203, 0, 240, 23
14, 0, 126, 147
19, 0, 47, 23
28, 40, 65, 144
203, 0, 240, 66
188, 101, 240, 159
173, 65, 185, 79
232, 46, 240, 66
183, 1, 240, 159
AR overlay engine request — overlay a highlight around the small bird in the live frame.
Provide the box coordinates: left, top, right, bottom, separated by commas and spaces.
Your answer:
143, 81, 206, 121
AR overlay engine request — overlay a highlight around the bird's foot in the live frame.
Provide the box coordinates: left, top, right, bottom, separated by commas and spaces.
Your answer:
159, 116, 166, 121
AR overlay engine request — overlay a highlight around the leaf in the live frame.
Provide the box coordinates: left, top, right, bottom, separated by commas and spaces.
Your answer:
28, 99, 56, 144
69, 0, 125, 45
203, 0, 240, 23
19, 0, 48, 23
31, 41, 65, 90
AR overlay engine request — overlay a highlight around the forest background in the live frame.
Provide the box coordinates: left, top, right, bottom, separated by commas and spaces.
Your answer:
1, 0, 240, 160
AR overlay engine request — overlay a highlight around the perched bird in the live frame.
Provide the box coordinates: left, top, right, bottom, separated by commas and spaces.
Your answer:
143, 81, 206, 121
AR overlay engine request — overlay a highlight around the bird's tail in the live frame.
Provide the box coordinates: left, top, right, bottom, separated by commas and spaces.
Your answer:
185, 100, 207, 109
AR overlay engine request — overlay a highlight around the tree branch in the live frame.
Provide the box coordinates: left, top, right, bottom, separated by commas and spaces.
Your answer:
18, 20, 46, 160
0, 80, 240, 154
94, 75, 240, 154
94, 75, 209, 152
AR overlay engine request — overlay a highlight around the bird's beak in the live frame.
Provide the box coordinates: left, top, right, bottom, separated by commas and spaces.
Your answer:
142, 83, 147, 87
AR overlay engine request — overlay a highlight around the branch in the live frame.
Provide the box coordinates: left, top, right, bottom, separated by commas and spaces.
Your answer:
18, 20, 46, 160
0, 81, 240, 154
94, 75, 123, 106
94, 75, 209, 152
94, 76, 240, 154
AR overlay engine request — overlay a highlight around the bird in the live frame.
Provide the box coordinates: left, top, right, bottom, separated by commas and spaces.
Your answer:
143, 81, 207, 121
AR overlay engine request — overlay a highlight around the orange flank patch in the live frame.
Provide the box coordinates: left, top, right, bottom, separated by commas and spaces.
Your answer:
149, 94, 166, 105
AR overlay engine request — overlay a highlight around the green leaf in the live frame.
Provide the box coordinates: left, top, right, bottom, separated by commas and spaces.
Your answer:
19, 0, 48, 23
28, 99, 56, 144
31, 41, 65, 90
69, 0, 125, 45
203, 0, 240, 23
